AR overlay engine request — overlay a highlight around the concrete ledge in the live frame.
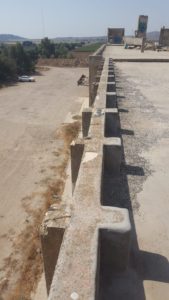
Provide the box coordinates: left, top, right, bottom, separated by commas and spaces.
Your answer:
48, 207, 131, 300
41, 55, 132, 300
113, 58, 169, 62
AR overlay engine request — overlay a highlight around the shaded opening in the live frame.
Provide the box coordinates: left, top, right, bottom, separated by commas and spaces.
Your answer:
108, 71, 114, 76
95, 229, 131, 300
106, 94, 117, 108
107, 83, 116, 92
96, 233, 169, 300
104, 112, 120, 137
101, 143, 121, 206
107, 76, 115, 82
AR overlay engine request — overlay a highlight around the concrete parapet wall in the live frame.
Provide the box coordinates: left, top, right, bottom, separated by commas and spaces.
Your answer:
41, 53, 132, 299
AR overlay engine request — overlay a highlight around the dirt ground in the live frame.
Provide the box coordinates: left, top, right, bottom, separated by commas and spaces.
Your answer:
0, 67, 88, 298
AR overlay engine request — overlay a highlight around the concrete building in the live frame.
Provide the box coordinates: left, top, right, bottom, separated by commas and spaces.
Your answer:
107, 28, 125, 44
135, 15, 148, 38
159, 27, 169, 46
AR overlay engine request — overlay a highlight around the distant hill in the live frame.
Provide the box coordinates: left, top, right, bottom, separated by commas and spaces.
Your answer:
52, 36, 107, 43
0, 34, 27, 42
147, 31, 160, 41
0, 33, 160, 44
0, 34, 107, 44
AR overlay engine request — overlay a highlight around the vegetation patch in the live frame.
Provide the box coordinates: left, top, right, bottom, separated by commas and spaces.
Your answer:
74, 42, 103, 52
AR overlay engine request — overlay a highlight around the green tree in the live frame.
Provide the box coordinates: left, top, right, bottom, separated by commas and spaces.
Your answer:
0, 55, 17, 82
9, 43, 37, 74
39, 37, 55, 58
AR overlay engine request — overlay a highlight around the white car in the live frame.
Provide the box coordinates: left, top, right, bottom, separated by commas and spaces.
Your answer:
18, 75, 35, 82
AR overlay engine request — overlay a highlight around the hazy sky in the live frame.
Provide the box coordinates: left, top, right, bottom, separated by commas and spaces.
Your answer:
0, 0, 169, 38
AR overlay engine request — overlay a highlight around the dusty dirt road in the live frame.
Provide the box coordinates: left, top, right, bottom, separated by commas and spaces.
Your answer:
0, 67, 88, 297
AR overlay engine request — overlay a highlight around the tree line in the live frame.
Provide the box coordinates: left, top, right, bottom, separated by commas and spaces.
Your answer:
0, 38, 84, 83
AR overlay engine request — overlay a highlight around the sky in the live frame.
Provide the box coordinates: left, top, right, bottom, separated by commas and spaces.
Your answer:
0, 0, 169, 39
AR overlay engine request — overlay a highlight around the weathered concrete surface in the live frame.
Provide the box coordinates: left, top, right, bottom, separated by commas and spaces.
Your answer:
159, 27, 169, 46
124, 37, 143, 46
136, 15, 148, 38
42, 46, 169, 300
107, 28, 125, 44
104, 45, 169, 60
104, 59, 169, 299
47, 58, 131, 300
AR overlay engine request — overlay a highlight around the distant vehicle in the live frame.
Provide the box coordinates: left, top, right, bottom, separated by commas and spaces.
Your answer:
18, 75, 35, 82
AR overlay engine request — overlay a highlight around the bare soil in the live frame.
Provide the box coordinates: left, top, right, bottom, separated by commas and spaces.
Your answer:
0, 67, 88, 299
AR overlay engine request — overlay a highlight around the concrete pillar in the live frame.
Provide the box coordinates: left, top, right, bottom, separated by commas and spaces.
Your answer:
82, 108, 92, 138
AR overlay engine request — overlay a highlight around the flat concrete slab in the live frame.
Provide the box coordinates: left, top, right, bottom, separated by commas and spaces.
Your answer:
104, 45, 169, 61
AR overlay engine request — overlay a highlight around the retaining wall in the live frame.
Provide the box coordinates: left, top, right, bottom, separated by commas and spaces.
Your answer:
41, 46, 131, 300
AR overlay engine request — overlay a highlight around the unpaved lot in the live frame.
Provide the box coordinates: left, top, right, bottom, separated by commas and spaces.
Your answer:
0, 67, 88, 298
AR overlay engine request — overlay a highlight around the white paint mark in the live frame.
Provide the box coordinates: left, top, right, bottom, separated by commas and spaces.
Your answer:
70, 292, 79, 299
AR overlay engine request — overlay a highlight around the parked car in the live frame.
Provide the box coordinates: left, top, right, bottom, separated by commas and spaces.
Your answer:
18, 75, 35, 82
